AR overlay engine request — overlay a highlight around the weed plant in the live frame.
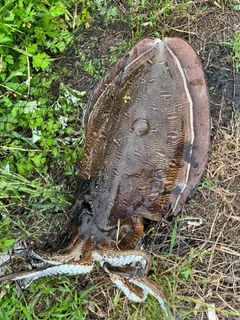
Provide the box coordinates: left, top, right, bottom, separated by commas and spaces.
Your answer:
0, 0, 86, 178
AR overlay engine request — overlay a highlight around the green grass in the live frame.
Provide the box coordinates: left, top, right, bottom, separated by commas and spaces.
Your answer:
0, 277, 98, 320
0, 0, 86, 178
0, 167, 73, 251
129, 0, 192, 39
222, 30, 240, 72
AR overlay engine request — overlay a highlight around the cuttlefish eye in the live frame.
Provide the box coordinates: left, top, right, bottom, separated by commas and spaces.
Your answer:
132, 118, 150, 136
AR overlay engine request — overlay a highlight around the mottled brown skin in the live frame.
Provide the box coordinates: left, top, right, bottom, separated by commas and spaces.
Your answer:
163, 37, 211, 209
80, 37, 210, 235
0, 37, 210, 296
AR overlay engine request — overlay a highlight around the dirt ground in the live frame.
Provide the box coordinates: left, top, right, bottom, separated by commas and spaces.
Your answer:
1, 1, 240, 320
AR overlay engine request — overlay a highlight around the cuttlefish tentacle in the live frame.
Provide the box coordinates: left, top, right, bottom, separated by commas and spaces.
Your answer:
34, 213, 89, 257
92, 248, 151, 273
13, 234, 89, 266
0, 248, 94, 288
34, 234, 89, 264
129, 277, 169, 317
0, 263, 94, 289
103, 268, 170, 318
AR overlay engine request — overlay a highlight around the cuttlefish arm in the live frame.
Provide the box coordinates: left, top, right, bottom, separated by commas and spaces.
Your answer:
93, 249, 170, 318
0, 247, 169, 317
103, 266, 170, 319
0, 263, 94, 289
0, 243, 94, 288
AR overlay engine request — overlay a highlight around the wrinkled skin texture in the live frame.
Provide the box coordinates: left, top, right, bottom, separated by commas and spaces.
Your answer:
82, 37, 210, 231
0, 37, 210, 317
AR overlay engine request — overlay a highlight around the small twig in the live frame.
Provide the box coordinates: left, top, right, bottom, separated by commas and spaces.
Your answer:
214, 1, 222, 9
215, 292, 239, 314
26, 46, 31, 97
0, 146, 47, 152
73, 3, 78, 30
217, 246, 240, 258
0, 84, 26, 97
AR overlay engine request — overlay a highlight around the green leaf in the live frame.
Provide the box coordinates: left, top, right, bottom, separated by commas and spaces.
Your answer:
27, 43, 38, 54
49, 5, 65, 17
12, 46, 33, 56
32, 52, 51, 70
0, 34, 12, 44
3, 12, 15, 22
5, 70, 26, 82
0, 238, 15, 251
5, 54, 14, 64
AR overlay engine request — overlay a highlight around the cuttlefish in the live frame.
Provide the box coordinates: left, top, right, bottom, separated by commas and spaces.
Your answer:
0, 37, 210, 317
